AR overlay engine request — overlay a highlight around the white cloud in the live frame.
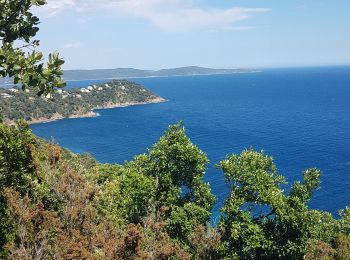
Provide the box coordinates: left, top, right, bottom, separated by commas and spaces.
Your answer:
39, 0, 269, 32
63, 41, 82, 49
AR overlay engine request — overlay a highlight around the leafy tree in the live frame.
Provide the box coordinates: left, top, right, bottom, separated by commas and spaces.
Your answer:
217, 149, 336, 259
0, 0, 65, 95
127, 122, 216, 242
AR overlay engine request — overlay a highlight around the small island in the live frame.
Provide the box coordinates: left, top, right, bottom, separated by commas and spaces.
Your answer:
0, 80, 166, 124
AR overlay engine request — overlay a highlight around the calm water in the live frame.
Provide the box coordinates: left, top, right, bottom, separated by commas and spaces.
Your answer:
31, 67, 350, 219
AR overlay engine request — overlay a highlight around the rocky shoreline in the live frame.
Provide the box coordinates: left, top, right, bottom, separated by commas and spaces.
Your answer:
5, 97, 166, 125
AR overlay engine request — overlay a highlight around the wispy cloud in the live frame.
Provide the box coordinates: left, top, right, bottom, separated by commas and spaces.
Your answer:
39, 0, 269, 32
38, 0, 75, 17
63, 41, 82, 49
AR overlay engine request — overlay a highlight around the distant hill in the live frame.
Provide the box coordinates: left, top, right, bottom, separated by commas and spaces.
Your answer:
62, 66, 258, 81
0, 66, 258, 85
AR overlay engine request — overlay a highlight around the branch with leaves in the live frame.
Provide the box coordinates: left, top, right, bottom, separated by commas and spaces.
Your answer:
0, 0, 65, 96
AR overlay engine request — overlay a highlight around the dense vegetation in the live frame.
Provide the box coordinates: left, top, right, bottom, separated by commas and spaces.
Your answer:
0, 80, 164, 123
0, 121, 350, 259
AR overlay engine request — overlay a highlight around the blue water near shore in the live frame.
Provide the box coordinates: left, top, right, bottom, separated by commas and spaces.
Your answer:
31, 67, 350, 220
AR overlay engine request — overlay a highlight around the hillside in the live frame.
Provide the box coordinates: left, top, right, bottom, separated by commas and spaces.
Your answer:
1, 121, 350, 259
0, 79, 165, 124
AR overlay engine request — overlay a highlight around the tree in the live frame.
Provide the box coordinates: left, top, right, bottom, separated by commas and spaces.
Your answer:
217, 149, 335, 259
0, 0, 65, 96
127, 122, 216, 242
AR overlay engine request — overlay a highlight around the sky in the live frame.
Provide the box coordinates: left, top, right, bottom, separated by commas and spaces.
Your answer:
34, 0, 350, 70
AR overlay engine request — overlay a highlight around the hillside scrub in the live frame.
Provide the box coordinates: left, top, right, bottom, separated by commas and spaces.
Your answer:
0, 122, 350, 259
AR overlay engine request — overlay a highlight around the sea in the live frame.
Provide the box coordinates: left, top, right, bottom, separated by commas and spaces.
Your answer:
31, 66, 350, 220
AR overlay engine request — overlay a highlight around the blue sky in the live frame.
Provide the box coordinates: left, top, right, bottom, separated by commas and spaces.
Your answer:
34, 0, 350, 70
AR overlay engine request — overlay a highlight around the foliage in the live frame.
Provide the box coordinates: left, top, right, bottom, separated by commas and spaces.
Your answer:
189, 224, 221, 259
334, 234, 350, 260
119, 214, 191, 259
96, 168, 156, 226
0, 122, 197, 258
126, 122, 216, 243
305, 240, 336, 260
0, 120, 36, 194
305, 234, 350, 260
339, 207, 350, 235
0, 122, 350, 259
0, 121, 38, 255
217, 149, 341, 259
0, 0, 65, 95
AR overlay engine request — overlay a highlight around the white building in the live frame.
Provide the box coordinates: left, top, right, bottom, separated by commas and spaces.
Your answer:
1, 93, 12, 98
80, 88, 90, 93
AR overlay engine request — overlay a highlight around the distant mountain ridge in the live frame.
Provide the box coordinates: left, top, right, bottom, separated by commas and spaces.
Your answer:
0, 66, 259, 85
62, 66, 258, 81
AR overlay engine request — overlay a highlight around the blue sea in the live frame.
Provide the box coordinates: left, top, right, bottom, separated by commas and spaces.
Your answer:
31, 67, 350, 220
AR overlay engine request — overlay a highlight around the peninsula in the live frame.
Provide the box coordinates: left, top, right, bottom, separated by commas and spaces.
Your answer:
0, 80, 165, 124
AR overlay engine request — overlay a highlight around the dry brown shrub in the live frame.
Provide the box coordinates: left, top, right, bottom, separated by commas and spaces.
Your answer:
189, 224, 220, 259
134, 213, 191, 260
4, 188, 63, 260
48, 144, 61, 165
305, 240, 336, 260
335, 234, 350, 260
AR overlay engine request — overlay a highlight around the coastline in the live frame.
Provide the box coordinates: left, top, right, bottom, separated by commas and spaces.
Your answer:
93, 97, 166, 110
5, 97, 167, 125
